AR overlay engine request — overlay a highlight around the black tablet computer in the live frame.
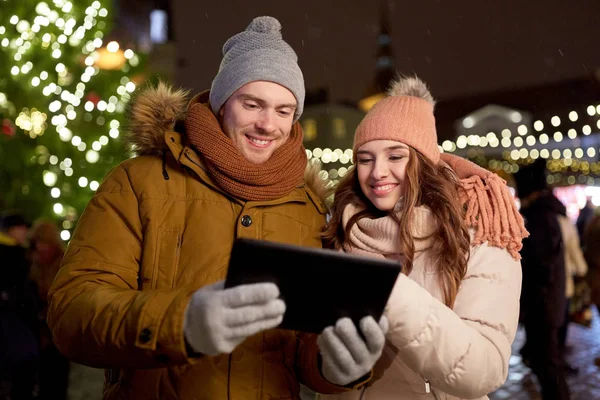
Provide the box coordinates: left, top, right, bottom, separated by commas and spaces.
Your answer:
225, 238, 402, 334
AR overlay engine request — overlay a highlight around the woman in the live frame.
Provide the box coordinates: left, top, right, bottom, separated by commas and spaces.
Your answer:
28, 220, 69, 400
321, 76, 527, 399
28, 221, 65, 305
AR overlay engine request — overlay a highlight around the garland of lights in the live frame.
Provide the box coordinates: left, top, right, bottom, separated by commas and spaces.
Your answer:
440, 105, 600, 159
444, 105, 600, 185
305, 103, 600, 186
1, 0, 142, 240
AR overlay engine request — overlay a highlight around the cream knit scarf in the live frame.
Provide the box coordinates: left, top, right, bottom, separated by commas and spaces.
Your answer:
341, 200, 436, 261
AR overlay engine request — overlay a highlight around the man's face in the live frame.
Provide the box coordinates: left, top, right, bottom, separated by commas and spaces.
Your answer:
8, 225, 28, 246
220, 81, 297, 164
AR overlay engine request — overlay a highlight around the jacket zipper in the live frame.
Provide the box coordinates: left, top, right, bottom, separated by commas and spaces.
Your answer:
171, 233, 182, 288
359, 378, 439, 399
424, 378, 440, 399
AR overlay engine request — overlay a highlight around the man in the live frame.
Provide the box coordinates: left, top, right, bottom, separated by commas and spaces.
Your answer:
0, 211, 38, 399
576, 198, 594, 247
47, 16, 385, 399
0, 210, 29, 247
583, 213, 600, 368
514, 159, 570, 400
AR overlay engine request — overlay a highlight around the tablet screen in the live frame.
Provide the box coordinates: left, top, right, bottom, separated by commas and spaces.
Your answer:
225, 238, 402, 333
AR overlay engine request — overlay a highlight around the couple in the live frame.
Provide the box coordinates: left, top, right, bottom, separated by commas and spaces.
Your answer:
46, 16, 526, 400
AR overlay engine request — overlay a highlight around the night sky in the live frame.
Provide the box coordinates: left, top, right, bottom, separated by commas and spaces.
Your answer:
169, 0, 599, 104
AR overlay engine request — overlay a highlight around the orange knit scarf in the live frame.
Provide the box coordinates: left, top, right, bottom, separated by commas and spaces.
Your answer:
440, 153, 529, 260
185, 102, 307, 201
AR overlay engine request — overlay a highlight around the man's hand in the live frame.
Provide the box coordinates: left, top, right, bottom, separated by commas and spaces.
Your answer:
184, 281, 285, 356
318, 316, 388, 386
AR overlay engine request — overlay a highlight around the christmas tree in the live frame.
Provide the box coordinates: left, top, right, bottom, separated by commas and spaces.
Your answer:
0, 0, 145, 240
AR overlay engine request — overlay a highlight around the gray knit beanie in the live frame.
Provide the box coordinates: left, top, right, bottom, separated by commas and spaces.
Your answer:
209, 16, 305, 121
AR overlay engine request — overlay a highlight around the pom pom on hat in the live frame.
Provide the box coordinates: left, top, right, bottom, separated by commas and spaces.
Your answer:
387, 75, 436, 107
246, 16, 282, 36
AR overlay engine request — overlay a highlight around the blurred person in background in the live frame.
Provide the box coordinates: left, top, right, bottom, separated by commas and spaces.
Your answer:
0, 210, 29, 247
556, 212, 588, 373
576, 198, 594, 247
514, 159, 570, 400
0, 210, 38, 400
27, 220, 69, 400
583, 211, 600, 368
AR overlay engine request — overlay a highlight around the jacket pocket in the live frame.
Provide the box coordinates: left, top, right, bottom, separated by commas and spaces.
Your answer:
152, 228, 182, 289
262, 212, 323, 248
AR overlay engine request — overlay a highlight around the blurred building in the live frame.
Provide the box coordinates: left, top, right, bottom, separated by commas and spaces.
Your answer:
299, 1, 398, 185
300, 90, 364, 185
108, 0, 176, 82
357, 0, 396, 113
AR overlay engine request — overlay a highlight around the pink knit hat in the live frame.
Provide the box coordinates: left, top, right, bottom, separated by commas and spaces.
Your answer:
353, 77, 440, 164
351, 75, 529, 260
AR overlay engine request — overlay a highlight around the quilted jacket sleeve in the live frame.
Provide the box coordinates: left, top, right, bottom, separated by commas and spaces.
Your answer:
47, 164, 197, 369
384, 243, 522, 398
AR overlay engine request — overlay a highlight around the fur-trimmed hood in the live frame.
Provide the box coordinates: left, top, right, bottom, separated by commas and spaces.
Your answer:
125, 82, 190, 157
125, 82, 332, 206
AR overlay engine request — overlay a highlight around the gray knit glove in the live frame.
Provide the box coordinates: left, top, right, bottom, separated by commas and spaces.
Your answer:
184, 280, 285, 356
317, 316, 388, 386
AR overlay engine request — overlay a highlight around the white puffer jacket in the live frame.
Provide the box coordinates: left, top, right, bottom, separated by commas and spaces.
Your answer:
321, 237, 522, 400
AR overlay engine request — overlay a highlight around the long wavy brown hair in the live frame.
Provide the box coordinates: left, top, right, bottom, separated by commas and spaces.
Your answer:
323, 147, 471, 308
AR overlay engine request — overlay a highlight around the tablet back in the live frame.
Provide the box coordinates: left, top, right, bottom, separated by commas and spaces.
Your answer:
225, 238, 402, 333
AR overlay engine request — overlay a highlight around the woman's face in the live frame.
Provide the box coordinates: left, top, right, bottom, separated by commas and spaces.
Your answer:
30, 240, 60, 264
356, 140, 410, 212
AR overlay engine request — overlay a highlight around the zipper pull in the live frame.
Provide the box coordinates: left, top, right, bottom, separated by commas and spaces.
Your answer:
424, 379, 431, 393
